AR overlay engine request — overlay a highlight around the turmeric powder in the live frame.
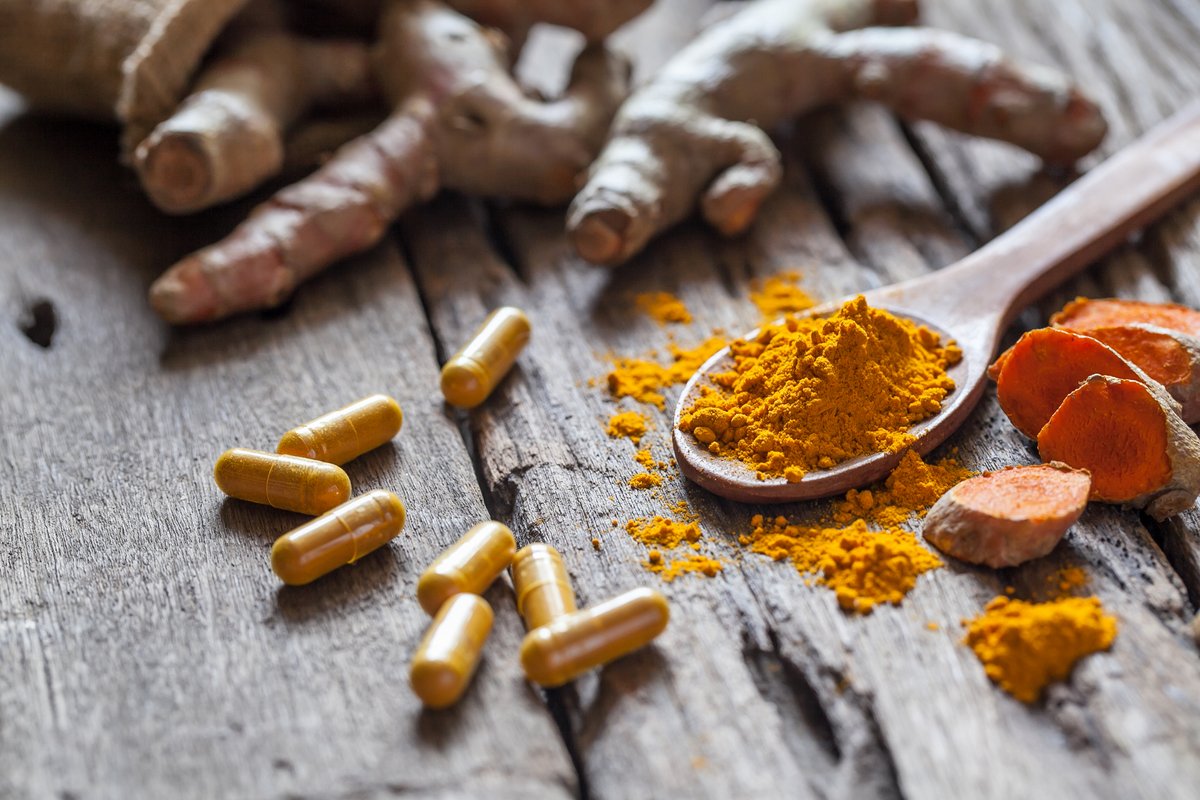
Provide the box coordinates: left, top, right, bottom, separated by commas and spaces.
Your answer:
629, 472, 663, 489
742, 515, 942, 613
625, 516, 702, 549
748, 270, 816, 323
607, 335, 729, 408
834, 449, 972, 526
963, 595, 1117, 703
606, 410, 649, 443
680, 297, 961, 480
636, 291, 693, 325
646, 552, 724, 581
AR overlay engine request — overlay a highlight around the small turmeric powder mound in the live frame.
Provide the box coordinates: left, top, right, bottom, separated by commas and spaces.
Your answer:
749, 270, 816, 322
607, 336, 729, 408
679, 297, 961, 479
1050, 566, 1088, 594
834, 450, 973, 526
629, 472, 663, 489
964, 596, 1117, 703
743, 515, 942, 614
606, 410, 649, 443
636, 291, 693, 325
633, 448, 656, 469
647, 552, 725, 581
626, 516, 702, 549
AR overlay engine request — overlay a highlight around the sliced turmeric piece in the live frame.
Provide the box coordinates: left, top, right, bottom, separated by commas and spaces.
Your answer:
1051, 297, 1200, 337
1053, 324, 1200, 424
922, 463, 1091, 568
994, 328, 1144, 439
1037, 375, 1200, 520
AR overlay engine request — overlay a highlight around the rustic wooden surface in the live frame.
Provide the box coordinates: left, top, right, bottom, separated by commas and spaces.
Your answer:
3, 1, 1200, 798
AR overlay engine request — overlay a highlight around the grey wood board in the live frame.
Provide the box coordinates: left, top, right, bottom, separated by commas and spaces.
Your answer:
0, 97, 575, 799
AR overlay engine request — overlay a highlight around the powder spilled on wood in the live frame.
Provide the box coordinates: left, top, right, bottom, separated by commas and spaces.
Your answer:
606, 410, 649, 444
607, 336, 729, 408
749, 270, 816, 322
636, 291, 693, 325
835, 449, 973, 526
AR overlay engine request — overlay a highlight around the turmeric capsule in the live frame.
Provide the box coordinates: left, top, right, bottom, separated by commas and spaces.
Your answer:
271, 489, 405, 585
410, 594, 494, 708
511, 544, 577, 630
440, 307, 531, 408
277, 394, 403, 465
520, 587, 669, 687
417, 521, 517, 615
214, 448, 351, 515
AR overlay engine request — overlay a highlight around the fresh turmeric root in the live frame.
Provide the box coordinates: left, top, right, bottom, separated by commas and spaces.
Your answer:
567, 0, 1107, 266
992, 328, 1146, 439
922, 463, 1091, 568
135, 26, 376, 213
149, 0, 632, 323
1051, 296, 1200, 337
1038, 375, 1200, 520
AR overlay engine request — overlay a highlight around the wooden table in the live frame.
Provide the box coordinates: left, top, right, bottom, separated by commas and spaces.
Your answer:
4, 1, 1200, 797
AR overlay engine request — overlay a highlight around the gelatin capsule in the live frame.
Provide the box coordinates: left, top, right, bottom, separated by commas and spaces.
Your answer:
410, 594, 494, 708
271, 489, 406, 585
417, 521, 517, 615
511, 543, 577, 630
214, 448, 351, 515
441, 307, 531, 408
277, 394, 403, 465
520, 587, 669, 687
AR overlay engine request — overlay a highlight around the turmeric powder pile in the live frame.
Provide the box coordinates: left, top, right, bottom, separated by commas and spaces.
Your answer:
626, 516, 702, 549
743, 516, 942, 614
835, 449, 973, 526
963, 596, 1117, 703
679, 297, 962, 480
646, 552, 724, 581
625, 515, 725, 581
636, 292, 693, 325
606, 411, 649, 444
608, 336, 729, 408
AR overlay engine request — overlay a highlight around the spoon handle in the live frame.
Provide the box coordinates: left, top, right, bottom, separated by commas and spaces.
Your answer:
877, 100, 1200, 331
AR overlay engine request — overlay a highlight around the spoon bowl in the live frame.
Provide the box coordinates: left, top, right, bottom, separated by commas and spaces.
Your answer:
674, 101, 1200, 503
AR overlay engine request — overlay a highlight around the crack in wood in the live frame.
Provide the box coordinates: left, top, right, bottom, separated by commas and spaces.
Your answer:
17, 297, 57, 348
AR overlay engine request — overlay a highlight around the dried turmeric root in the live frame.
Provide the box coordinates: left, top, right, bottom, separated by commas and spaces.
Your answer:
922, 463, 1090, 568
149, 0, 631, 323
567, 0, 1107, 266
992, 328, 1146, 439
1050, 296, 1200, 337
135, 27, 376, 213
1038, 375, 1200, 520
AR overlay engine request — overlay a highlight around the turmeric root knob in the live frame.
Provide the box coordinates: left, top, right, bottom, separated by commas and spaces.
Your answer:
922, 463, 1090, 568
1050, 296, 1200, 337
1037, 375, 1200, 520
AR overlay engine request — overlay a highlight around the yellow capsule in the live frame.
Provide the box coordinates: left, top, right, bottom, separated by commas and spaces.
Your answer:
277, 394, 403, 465
271, 490, 405, 585
520, 587, 669, 688
511, 544, 577, 630
440, 307, 531, 408
214, 448, 351, 515
417, 521, 517, 615
410, 594, 494, 708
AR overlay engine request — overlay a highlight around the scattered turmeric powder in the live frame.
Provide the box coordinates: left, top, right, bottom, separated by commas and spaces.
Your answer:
606, 410, 649, 444
742, 515, 942, 614
834, 450, 972, 526
646, 552, 724, 581
608, 336, 729, 408
626, 516, 702, 549
748, 270, 816, 323
680, 297, 961, 480
629, 472, 663, 490
963, 595, 1117, 703
635, 291, 693, 325
1049, 566, 1088, 594
634, 449, 656, 469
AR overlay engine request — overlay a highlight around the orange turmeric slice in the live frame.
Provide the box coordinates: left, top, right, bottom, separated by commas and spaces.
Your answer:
1053, 324, 1200, 424
922, 463, 1091, 568
1037, 375, 1200, 520
993, 328, 1144, 439
1050, 297, 1200, 337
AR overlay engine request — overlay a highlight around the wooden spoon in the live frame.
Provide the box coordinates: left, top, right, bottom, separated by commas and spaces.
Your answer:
674, 100, 1200, 503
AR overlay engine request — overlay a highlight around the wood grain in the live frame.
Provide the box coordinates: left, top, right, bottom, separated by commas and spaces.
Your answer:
3, 1, 1200, 798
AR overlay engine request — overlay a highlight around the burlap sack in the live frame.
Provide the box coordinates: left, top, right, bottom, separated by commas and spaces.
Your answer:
0, 0, 252, 157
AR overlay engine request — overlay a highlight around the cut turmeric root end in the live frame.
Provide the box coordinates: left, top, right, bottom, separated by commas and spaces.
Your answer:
993, 328, 1143, 439
922, 463, 1091, 568
1037, 375, 1200, 520
1051, 296, 1200, 337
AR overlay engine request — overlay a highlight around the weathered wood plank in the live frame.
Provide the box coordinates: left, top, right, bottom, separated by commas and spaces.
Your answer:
0, 91, 574, 799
